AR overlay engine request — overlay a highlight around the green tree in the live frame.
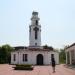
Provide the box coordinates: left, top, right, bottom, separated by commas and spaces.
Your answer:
59, 49, 66, 64
0, 44, 14, 64
43, 45, 48, 49
43, 44, 53, 50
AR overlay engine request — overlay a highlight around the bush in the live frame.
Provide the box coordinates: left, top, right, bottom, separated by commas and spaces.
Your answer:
16, 64, 32, 67
0, 44, 14, 64
14, 64, 33, 70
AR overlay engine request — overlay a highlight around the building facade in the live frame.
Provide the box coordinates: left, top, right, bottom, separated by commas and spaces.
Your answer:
65, 43, 75, 65
11, 11, 59, 65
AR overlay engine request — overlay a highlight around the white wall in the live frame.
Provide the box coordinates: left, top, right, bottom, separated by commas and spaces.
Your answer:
11, 50, 59, 65
65, 45, 75, 65
11, 52, 19, 64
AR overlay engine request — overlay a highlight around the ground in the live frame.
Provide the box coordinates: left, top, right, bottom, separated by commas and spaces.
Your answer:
0, 64, 75, 75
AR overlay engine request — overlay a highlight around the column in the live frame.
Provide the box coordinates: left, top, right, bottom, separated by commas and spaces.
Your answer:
74, 50, 75, 63
69, 51, 72, 65
66, 52, 68, 64
18, 52, 20, 64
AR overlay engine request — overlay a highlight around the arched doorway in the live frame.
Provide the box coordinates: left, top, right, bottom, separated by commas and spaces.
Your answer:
36, 54, 43, 65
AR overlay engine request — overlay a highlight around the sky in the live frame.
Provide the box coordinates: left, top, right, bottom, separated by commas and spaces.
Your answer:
0, 0, 75, 49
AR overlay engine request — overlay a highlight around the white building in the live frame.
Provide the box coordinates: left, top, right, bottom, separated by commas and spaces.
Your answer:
65, 43, 75, 65
11, 11, 59, 65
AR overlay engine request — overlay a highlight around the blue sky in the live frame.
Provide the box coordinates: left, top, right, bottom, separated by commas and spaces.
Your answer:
0, 0, 75, 48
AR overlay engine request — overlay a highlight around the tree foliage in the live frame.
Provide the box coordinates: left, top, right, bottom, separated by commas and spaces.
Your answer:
0, 44, 14, 64
59, 49, 66, 63
43, 45, 53, 50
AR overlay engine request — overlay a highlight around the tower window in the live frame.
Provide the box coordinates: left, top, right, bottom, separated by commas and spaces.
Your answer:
35, 31, 37, 39
33, 27, 39, 40
36, 20, 38, 25
23, 54, 28, 62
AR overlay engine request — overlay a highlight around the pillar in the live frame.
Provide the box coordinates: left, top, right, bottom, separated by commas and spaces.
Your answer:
66, 52, 68, 64
69, 51, 72, 65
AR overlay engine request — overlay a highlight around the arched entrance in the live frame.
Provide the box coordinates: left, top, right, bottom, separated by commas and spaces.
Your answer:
36, 54, 43, 65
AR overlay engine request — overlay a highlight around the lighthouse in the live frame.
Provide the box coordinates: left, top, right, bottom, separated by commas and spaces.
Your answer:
29, 11, 41, 48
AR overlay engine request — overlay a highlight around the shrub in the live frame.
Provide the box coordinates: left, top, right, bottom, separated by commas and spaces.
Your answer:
14, 64, 33, 70
16, 64, 32, 67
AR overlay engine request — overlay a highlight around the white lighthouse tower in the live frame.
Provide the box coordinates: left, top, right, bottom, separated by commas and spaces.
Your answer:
29, 11, 41, 48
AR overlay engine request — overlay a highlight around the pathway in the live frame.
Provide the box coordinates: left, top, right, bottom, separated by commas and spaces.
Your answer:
0, 64, 75, 75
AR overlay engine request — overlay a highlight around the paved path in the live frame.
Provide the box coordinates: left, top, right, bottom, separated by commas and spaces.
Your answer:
0, 64, 75, 75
